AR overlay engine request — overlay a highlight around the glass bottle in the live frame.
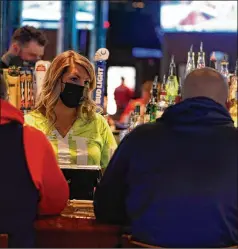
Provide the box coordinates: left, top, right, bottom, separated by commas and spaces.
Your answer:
197, 41, 206, 69
145, 97, 153, 123
159, 74, 167, 103
158, 75, 167, 117
229, 59, 238, 117
166, 55, 179, 106
175, 77, 182, 104
133, 105, 144, 127
185, 44, 195, 77
220, 55, 229, 80
149, 97, 157, 123
152, 75, 159, 103
128, 111, 135, 132
209, 51, 217, 70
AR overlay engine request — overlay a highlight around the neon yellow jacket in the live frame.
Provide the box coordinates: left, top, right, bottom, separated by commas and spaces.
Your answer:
24, 111, 117, 169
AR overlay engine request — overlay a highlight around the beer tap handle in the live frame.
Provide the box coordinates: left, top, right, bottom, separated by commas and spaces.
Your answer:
171, 55, 175, 64
200, 41, 203, 52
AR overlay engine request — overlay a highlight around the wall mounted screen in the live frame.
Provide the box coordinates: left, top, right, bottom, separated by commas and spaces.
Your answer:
161, 1, 237, 33
21, 1, 95, 30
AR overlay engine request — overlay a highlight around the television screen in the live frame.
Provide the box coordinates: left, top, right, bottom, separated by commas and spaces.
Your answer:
161, 1, 237, 32
75, 1, 95, 22
21, 1, 95, 30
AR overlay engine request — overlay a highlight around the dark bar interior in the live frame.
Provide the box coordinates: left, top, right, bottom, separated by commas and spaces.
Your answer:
0, 0, 237, 248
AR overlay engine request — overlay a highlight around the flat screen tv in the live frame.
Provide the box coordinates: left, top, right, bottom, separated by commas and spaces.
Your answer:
21, 1, 95, 30
160, 1, 237, 33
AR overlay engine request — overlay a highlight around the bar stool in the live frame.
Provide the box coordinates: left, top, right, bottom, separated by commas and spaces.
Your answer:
0, 234, 8, 248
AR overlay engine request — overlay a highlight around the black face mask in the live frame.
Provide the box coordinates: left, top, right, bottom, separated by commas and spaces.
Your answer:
9, 56, 36, 68
60, 83, 85, 108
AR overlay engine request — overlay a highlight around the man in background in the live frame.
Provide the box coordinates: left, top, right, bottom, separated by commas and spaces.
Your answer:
0, 75, 69, 247
94, 68, 238, 247
114, 77, 134, 120
0, 25, 48, 69
119, 81, 152, 124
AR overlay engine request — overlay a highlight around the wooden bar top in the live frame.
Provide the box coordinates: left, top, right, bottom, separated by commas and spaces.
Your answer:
35, 201, 122, 248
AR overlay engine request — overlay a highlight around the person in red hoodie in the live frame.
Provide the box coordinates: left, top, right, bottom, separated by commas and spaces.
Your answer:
0, 75, 69, 247
114, 77, 134, 120
119, 81, 152, 124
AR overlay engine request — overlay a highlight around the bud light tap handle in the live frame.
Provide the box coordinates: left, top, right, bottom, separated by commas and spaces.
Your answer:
93, 48, 110, 111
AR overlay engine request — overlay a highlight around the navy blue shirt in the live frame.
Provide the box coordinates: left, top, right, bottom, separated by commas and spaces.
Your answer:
0, 122, 39, 247
94, 97, 238, 247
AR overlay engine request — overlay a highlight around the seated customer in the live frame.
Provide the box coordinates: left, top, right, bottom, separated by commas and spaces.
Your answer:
94, 68, 238, 247
0, 75, 69, 247
25, 50, 117, 169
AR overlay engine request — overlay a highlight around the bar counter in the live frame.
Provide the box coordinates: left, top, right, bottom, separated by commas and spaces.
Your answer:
0, 201, 122, 248
35, 216, 121, 248
35, 200, 122, 248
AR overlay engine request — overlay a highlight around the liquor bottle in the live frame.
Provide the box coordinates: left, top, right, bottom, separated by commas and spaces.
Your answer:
220, 55, 229, 80
149, 75, 160, 122
127, 111, 135, 132
229, 75, 237, 127
229, 59, 238, 102
209, 51, 217, 70
157, 75, 167, 117
133, 104, 144, 127
175, 77, 182, 104
230, 99, 237, 127
166, 55, 179, 106
134, 104, 140, 116
119, 111, 134, 141
149, 97, 157, 123
159, 75, 167, 103
152, 75, 159, 102
197, 41, 206, 69
144, 101, 151, 123
185, 45, 195, 76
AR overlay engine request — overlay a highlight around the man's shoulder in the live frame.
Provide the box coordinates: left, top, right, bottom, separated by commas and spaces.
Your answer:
114, 85, 121, 91
127, 121, 165, 141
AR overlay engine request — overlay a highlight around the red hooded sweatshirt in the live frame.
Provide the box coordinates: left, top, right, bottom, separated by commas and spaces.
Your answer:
0, 99, 69, 215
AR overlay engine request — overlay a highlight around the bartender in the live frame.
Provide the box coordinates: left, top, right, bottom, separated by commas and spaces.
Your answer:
25, 50, 117, 170
0, 25, 47, 69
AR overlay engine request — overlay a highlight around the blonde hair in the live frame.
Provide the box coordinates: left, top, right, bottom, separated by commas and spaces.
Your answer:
35, 50, 97, 128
